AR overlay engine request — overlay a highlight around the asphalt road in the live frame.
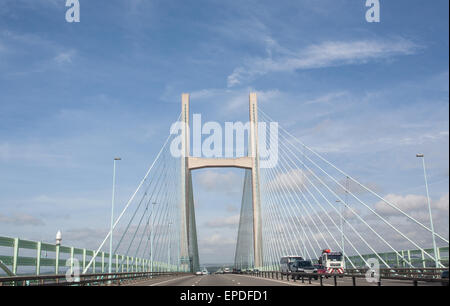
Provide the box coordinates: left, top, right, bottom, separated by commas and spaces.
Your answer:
127, 273, 442, 286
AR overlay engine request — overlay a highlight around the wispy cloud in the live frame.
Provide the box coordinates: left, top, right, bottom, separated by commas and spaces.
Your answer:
228, 38, 419, 87
375, 192, 449, 216
198, 233, 236, 259
264, 169, 307, 193
54, 50, 76, 65
196, 170, 243, 194
0, 213, 45, 226
303, 91, 349, 105
205, 215, 240, 229
0, 142, 74, 166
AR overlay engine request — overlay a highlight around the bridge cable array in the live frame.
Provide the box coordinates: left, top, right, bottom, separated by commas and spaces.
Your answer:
248, 108, 448, 270
83, 114, 184, 274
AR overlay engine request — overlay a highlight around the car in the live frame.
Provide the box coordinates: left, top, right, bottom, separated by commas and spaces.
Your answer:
195, 271, 202, 276
233, 268, 242, 274
280, 256, 304, 274
293, 260, 318, 280
441, 270, 449, 286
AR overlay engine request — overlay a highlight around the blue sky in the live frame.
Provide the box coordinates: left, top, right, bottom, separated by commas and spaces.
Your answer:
0, 1, 448, 264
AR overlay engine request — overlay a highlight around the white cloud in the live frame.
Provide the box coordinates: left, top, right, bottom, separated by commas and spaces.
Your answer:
434, 193, 449, 212
196, 170, 242, 194
375, 193, 449, 216
265, 169, 307, 192
303, 91, 349, 105
0, 213, 45, 226
0, 142, 74, 166
228, 38, 419, 87
199, 234, 236, 256
187, 87, 284, 115
225, 203, 239, 213
335, 178, 382, 196
54, 50, 76, 65
205, 215, 240, 228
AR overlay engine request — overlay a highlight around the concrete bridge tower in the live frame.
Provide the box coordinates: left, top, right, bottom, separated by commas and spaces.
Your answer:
180, 93, 263, 271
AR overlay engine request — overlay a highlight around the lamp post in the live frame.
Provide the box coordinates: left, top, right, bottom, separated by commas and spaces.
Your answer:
416, 154, 439, 267
168, 222, 172, 272
151, 201, 157, 275
336, 200, 345, 268
56, 230, 62, 246
55, 230, 62, 274
109, 157, 121, 275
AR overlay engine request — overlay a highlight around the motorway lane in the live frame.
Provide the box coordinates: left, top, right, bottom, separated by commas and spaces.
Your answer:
150, 274, 303, 286
127, 273, 440, 286
129, 274, 322, 286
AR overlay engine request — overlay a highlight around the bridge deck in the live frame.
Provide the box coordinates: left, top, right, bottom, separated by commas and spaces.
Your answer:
125, 273, 441, 287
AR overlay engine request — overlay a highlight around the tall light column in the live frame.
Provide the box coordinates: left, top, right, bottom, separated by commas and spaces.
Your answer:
109, 157, 121, 274
168, 222, 172, 272
151, 201, 157, 274
336, 200, 345, 265
416, 154, 439, 267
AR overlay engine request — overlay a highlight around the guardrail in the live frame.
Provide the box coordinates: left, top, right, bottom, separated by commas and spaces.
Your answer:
0, 235, 181, 276
345, 246, 449, 268
244, 269, 449, 286
0, 271, 187, 286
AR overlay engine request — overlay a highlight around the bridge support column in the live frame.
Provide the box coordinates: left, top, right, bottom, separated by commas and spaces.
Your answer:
181, 93, 200, 273
249, 93, 263, 269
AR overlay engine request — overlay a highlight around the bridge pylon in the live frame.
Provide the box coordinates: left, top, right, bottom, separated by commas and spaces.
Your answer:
179, 93, 263, 271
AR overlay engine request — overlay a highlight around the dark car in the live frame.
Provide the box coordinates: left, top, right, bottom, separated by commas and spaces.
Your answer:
442, 270, 449, 286
292, 260, 318, 280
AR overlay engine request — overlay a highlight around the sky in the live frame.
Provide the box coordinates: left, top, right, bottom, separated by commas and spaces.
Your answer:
0, 0, 448, 265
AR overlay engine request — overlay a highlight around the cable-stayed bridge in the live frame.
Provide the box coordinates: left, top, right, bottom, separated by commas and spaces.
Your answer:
0, 93, 448, 286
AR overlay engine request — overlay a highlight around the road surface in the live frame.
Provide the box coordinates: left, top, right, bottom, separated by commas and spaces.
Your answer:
127, 273, 440, 286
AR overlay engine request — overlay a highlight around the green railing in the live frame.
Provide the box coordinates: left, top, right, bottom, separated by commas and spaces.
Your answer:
259, 246, 449, 271
345, 246, 449, 268
0, 236, 181, 276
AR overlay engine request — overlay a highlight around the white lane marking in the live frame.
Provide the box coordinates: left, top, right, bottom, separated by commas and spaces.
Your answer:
148, 275, 195, 286
231, 274, 332, 287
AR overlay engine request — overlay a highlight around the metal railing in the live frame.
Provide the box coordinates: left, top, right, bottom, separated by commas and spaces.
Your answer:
0, 271, 187, 286
345, 246, 449, 268
243, 269, 449, 286
258, 246, 449, 272
0, 235, 182, 276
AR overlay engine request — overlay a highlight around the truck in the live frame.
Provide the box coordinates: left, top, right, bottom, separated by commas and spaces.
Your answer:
317, 249, 344, 274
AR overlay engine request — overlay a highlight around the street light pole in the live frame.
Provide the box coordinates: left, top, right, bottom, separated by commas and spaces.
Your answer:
417, 154, 439, 267
151, 202, 157, 275
168, 222, 172, 272
109, 157, 121, 275
336, 200, 345, 268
